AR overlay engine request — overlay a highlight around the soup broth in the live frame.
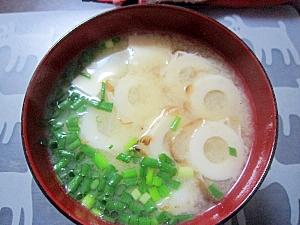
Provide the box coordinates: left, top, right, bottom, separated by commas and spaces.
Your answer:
46, 32, 254, 224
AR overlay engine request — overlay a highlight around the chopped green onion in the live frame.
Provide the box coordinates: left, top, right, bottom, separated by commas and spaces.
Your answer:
158, 185, 170, 198
81, 178, 93, 194
58, 150, 75, 159
80, 145, 96, 158
170, 115, 182, 131
118, 213, 129, 224
68, 138, 82, 151
129, 201, 142, 215
157, 171, 171, 182
103, 164, 117, 179
107, 173, 122, 187
177, 167, 194, 178
158, 153, 174, 165
54, 158, 67, 171
104, 184, 115, 196
79, 163, 91, 176
101, 215, 116, 224
91, 207, 103, 216
143, 199, 157, 214
148, 187, 161, 202
168, 180, 181, 190
131, 188, 142, 200
124, 177, 138, 187
139, 192, 151, 205
139, 166, 148, 181
152, 176, 163, 187
138, 182, 148, 194
176, 214, 195, 223
66, 175, 83, 193
124, 137, 138, 152
208, 184, 224, 199
140, 157, 160, 168
146, 168, 154, 185
115, 184, 126, 196
138, 217, 151, 225
92, 152, 109, 170
97, 179, 106, 192
81, 193, 96, 209
108, 144, 113, 149
90, 179, 100, 190
120, 191, 134, 204
100, 82, 106, 101
122, 168, 138, 179
116, 152, 132, 163
106, 201, 127, 211
156, 211, 172, 224
98, 101, 114, 112
129, 215, 138, 225
80, 72, 91, 79
159, 162, 177, 176
228, 146, 238, 157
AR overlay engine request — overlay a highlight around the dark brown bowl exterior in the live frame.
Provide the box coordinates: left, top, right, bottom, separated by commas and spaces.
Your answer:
21, 4, 277, 225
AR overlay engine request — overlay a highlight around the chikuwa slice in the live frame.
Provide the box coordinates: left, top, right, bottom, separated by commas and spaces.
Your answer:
189, 120, 247, 181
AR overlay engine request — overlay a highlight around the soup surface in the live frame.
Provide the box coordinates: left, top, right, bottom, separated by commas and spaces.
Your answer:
46, 33, 254, 225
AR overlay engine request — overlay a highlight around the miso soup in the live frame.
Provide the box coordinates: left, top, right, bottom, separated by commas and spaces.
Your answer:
45, 32, 254, 225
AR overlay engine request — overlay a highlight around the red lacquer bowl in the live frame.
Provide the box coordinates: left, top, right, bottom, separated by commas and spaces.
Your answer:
21, 5, 277, 225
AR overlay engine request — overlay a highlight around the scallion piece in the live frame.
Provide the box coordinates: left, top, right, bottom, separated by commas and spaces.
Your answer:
138, 181, 148, 194
208, 184, 223, 199
58, 150, 75, 159
66, 175, 83, 193
81, 178, 93, 194
90, 179, 100, 190
116, 152, 132, 163
80, 72, 91, 79
148, 187, 161, 202
169, 180, 181, 190
100, 82, 106, 101
91, 207, 103, 216
103, 165, 117, 179
143, 199, 157, 214
107, 173, 122, 187
79, 163, 91, 176
122, 168, 138, 179
106, 201, 127, 211
68, 138, 82, 151
152, 176, 163, 187
176, 214, 195, 223
156, 211, 172, 224
177, 167, 194, 178
170, 115, 182, 131
120, 191, 134, 204
158, 153, 174, 165
129, 215, 138, 225
54, 158, 67, 171
81, 193, 96, 209
228, 146, 238, 157
131, 188, 142, 200
92, 152, 109, 170
159, 162, 177, 176
124, 137, 138, 152
129, 202, 142, 215
80, 145, 96, 158
124, 177, 138, 188
158, 185, 170, 198
138, 217, 151, 225
140, 157, 160, 168
146, 168, 154, 185
139, 192, 151, 205
98, 101, 114, 112
118, 213, 129, 224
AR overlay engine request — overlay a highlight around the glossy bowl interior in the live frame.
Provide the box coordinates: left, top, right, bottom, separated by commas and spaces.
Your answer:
21, 5, 277, 225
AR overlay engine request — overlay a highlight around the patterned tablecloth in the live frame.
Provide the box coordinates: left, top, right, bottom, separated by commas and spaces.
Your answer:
0, 4, 299, 225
